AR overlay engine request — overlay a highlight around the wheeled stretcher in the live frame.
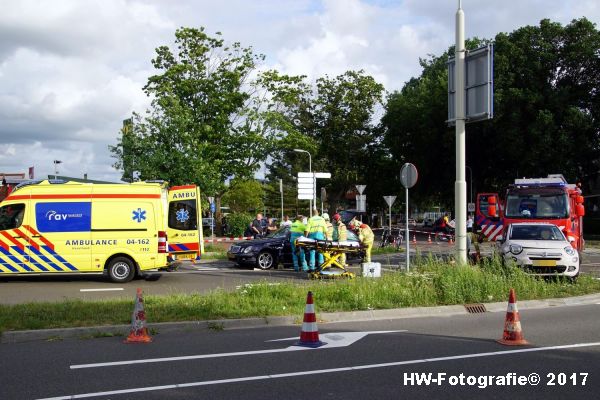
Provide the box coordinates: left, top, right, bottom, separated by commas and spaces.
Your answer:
295, 236, 361, 279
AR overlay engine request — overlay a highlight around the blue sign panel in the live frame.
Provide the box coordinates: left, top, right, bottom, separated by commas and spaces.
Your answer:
210, 203, 216, 213
36, 202, 92, 232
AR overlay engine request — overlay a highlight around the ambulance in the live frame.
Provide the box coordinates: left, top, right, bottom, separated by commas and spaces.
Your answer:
0, 180, 203, 282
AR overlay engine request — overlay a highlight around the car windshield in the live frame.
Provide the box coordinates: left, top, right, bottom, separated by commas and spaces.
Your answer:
510, 225, 564, 241
265, 227, 289, 239
505, 191, 569, 219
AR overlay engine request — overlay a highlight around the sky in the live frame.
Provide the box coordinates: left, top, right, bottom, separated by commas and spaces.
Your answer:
0, 0, 598, 183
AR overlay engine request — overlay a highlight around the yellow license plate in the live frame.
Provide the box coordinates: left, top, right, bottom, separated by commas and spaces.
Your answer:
532, 260, 556, 267
175, 253, 196, 260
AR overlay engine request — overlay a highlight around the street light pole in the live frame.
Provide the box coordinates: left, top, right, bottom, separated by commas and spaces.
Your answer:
293, 149, 312, 213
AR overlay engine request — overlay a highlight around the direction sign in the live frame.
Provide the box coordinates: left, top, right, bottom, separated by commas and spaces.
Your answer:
400, 163, 418, 189
298, 172, 313, 178
356, 194, 366, 212
314, 172, 331, 179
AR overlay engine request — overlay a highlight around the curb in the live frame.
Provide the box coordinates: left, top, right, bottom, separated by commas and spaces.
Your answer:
3, 292, 600, 344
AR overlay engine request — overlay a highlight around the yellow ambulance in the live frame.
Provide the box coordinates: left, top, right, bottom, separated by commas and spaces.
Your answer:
0, 180, 203, 282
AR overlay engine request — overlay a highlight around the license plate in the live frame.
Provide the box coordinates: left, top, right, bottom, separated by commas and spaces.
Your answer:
532, 260, 556, 267
175, 253, 196, 260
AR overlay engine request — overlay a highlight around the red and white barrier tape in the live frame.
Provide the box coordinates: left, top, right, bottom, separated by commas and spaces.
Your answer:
203, 236, 254, 242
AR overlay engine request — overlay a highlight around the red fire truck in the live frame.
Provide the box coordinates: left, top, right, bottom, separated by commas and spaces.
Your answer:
475, 174, 585, 249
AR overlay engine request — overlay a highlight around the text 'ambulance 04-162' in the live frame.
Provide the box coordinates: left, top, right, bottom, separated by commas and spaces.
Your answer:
0, 180, 203, 282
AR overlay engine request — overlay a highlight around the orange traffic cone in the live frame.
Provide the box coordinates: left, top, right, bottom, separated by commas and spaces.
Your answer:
412, 234, 417, 244
447, 236, 453, 245
428, 234, 432, 244
124, 288, 152, 343
295, 291, 326, 348
497, 288, 529, 346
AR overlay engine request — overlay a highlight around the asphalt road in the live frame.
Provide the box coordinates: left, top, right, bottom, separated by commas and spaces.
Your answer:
1, 243, 599, 304
1, 303, 599, 399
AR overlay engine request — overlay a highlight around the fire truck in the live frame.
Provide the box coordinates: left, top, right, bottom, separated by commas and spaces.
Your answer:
475, 174, 585, 249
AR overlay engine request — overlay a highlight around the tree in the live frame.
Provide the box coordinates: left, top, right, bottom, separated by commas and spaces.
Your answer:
221, 179, 264, 213
382, 18, 600, 207
110, 28, 308, 229
266, 70, 385, 213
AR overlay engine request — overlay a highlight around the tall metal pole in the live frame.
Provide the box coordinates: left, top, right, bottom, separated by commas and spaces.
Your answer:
280, 179, 284, 221
454, 0, 467, 264
405, 187, 410, 272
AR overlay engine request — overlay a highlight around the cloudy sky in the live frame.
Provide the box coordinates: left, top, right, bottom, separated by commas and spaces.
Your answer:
1, 0, 598, 182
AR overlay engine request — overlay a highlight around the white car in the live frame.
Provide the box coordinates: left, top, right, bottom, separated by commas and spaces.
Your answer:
497, 223, 579, 278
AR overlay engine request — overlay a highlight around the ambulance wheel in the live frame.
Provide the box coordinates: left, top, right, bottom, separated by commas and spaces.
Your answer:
107, 257, 135, 283
256, 251, 275, 270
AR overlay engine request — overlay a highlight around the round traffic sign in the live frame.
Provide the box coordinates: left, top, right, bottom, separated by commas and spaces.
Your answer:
400, 163, 418, 189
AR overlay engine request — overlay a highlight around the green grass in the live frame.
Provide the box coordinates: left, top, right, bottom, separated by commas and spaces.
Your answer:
201, 243, 227, 260
2, 257, 599, 334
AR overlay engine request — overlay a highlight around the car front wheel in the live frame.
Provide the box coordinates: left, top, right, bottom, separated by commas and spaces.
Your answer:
257, 251, 276, 270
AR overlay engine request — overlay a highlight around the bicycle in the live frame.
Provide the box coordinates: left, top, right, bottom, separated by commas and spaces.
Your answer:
379, 227, 404, 249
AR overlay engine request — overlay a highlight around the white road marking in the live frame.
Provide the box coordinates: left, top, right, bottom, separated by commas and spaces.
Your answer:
79, 288, 124, 292
43, 341, 600, 400
71, 331, 405, 369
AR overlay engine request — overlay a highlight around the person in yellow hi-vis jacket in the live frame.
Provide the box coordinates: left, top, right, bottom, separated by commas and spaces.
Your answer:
305, 208, 327, 271
353, 219, 374, 263
290, 215, 308, 272
323, 213, 333, 240
332, 213, 348, 266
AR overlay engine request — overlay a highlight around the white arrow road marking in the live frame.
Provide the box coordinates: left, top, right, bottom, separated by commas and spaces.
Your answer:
70, 331, 406, 370
42, 341, 600, 400
79, 288, 124, 292
268, 330, 406, 348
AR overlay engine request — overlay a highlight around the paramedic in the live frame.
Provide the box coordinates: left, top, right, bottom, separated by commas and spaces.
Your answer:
304, 209, 327, 271
290, 215, 308, 272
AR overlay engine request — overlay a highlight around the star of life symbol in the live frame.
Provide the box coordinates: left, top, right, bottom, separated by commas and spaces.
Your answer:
132, 208, 146, 223
176, 208, 190, 223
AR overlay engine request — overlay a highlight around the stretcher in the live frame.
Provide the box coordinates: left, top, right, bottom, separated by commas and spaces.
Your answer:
295, 236, 361, 279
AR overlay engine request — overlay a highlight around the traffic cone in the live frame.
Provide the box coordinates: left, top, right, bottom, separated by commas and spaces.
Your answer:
428, 234, 432, 244
497, 288, 529, 346
412, 234, 417, 244
295, 291, 326, 348
448, 236, 453, 245
124, 288, 152, 343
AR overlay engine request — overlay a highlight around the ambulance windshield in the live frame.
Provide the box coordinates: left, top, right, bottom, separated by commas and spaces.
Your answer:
0, 203, 25, 230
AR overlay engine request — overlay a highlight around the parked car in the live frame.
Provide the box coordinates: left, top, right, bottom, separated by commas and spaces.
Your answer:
496, 222, 579, 278
227, 227, 364, 270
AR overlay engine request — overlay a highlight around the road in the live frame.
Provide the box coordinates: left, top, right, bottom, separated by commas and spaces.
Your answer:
1, 243, 600, 304
1, 303, 599, 399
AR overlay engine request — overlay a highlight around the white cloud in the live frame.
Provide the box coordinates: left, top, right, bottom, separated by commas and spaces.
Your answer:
0, 0, 598, 181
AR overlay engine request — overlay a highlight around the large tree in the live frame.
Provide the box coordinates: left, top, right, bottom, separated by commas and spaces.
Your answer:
382, 18, 600, 207
110, 28, 306, 226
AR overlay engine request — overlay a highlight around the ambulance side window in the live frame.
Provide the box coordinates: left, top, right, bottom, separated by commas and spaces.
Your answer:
168, 200, 197, 230
0, 203, 25, 231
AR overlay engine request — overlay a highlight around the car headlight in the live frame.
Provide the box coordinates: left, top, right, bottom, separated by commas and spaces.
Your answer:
243, 246, 254, 254
564, 246, 576, 256
509, 244, 522, 255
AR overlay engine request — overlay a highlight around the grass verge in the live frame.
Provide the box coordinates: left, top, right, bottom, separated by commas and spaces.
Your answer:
1, 256, 599, 334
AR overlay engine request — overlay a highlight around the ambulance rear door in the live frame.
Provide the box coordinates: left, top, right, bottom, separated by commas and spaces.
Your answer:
167, 185, 203, 262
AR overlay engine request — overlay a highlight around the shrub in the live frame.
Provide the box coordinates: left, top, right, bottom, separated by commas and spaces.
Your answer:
227, 212, 254, 236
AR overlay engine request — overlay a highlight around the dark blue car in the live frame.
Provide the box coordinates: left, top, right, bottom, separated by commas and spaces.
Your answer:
227, 227, 363, 270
